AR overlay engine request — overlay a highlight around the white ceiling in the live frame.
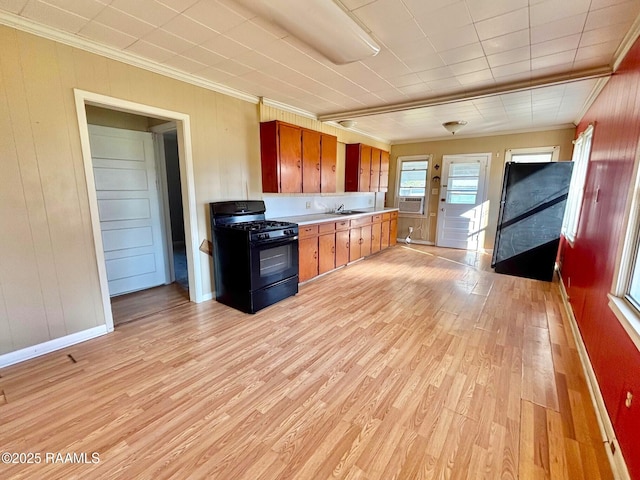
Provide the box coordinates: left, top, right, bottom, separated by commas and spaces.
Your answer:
1, 0, 639, 142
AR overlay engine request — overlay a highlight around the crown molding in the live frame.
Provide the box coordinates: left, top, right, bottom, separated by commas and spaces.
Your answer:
0, 11, 260, 105
574, 76, 610, 125
259, 97, 318, 120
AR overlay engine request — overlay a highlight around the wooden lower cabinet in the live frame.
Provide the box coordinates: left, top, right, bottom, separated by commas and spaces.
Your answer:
299, 236, 318, 282
390, 211, 398, 246
318, 233, 335, 275
335, 229, 349, 267
298, 211, 397, 283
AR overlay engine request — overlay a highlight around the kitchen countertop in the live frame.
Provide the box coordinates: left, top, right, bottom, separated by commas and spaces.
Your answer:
270, 207, 399, 226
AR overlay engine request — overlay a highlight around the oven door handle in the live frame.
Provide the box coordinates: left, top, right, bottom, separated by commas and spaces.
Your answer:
251, 235, 298, 247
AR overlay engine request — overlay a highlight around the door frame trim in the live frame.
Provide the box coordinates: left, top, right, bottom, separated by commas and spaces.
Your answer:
74, 89, 203, 332
436, 153, 492, 250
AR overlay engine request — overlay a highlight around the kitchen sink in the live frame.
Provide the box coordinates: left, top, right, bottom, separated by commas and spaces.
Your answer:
333, 210, 367, 215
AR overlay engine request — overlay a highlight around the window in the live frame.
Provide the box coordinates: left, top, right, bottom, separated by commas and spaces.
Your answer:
562, 126, 594, 243
505, 146, 559, 163
396, 155, 430, 215
609, 149, 640, 351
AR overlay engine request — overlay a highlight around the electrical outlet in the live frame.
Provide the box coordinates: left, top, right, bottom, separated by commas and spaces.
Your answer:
432, 188, 438, 195
626, 391, 633, 408
306, 201, 311, 209
429, 213, 436, 217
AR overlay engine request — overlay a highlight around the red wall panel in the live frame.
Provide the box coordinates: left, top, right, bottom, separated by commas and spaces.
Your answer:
559, 37, 640, 479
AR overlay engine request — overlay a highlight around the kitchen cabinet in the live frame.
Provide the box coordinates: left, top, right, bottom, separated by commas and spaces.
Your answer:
260, 120, 338, 194
349, 215, 373, 262
345, 143, 390, 193
321, 134, 337, 193
318, 222, 336, 275
390, 211, 398, 246
302, 129, 321, 193
297, 212, 397, 283
299, 224, 319, 282
379, 150, 389, 192
371, 214, 382, 254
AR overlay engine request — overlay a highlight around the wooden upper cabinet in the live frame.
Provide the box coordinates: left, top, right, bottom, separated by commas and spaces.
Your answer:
260, 121, 301, 193
379, 150, 390, 192
370, 147, 381, 192
260, 120, 337, 194
302, 129, 321, 193
345, 143, 389, 193
320, 134, 337, 193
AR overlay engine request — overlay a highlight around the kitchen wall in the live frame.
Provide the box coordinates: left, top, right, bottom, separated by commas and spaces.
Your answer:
389, 129, 576, 249
559, 36, 640, 478
0, 25, 261, 357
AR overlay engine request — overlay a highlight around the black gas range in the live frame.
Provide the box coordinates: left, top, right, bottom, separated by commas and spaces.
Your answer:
210, 200, 299, 314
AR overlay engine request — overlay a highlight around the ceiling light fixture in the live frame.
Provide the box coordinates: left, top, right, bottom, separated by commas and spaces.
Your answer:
338, 120, 357, 128
442, 121, 467, 135
232, 0, 380, 65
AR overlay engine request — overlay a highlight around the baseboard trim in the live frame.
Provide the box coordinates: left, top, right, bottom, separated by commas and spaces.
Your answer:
557, 276, 631, 480
0, 325, 109, 369
400, 238, 434, 245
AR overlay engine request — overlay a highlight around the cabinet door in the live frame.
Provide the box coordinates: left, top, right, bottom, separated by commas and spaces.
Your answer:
370, 148, 381, 192
279, 123, 302, 193
319, 233, 336, 275
349, 227, 361, 262
335, 230, 350, 267
390, 219, 398, 246
299, 236, 318, 282
302, 129, 321, 193
381, 220, 390, 249
361, 224, 372, 257
320, 134, 337, 193
379, 150, 390, 192
360, 145, 371, 192
371, 221, 382, 253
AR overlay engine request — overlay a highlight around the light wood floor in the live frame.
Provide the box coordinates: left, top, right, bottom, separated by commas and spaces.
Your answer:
0, 245, 612, 479
111, 282, 190, 326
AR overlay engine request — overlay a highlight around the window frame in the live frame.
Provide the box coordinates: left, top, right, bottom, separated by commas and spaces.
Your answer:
562, 125, 594, 244
505, 145, 560, 163
395, 154, 431, 217
609, 139, 640, 352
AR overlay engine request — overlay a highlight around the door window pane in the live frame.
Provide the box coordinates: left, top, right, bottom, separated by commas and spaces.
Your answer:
449, 178, 479, 191
447, 192, 477, 204
450, 163, 480, 177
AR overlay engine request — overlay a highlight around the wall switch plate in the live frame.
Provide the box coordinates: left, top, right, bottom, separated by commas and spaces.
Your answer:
430, 213, 436, 217
432, 188, 438, 195
306, 201, 311, 209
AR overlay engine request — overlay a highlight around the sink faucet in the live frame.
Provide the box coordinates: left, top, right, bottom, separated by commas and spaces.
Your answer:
336, 204, 344, 213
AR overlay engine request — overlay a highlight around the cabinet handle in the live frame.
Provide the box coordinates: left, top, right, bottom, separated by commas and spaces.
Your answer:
346, 242, 350, 248
314, 251, 317, 259
297, 160, 301, 168
331, 246, 335, 253
332, 165, 336, 172
359, 238, 363, 245
316, 162, 320, 170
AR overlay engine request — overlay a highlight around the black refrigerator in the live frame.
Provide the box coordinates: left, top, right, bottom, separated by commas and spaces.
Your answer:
492, 161, 573, 281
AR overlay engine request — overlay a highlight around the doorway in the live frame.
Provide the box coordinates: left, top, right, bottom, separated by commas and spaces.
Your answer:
74, 89, 204, 332
436, 153, 490, 250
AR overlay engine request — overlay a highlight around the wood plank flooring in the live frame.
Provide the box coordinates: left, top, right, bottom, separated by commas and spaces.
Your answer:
111, 283, 190, 326
0, 245, 612, 479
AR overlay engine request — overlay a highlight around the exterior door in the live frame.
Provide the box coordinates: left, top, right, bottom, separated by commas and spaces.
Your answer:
89, 125, 169, 296
436, 154, 489, 250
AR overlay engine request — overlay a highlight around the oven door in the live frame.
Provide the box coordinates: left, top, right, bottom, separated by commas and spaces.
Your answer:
249, 236, 299, 291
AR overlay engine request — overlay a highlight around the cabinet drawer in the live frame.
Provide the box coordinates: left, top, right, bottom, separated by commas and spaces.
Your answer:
318, 222, 336, 234
335, 220, 349, 231
299, 224, 319, 238
390, 210, 399, 219
382, 212, 391, 221
372, 214, 382, 223
350, 216, 373, 228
